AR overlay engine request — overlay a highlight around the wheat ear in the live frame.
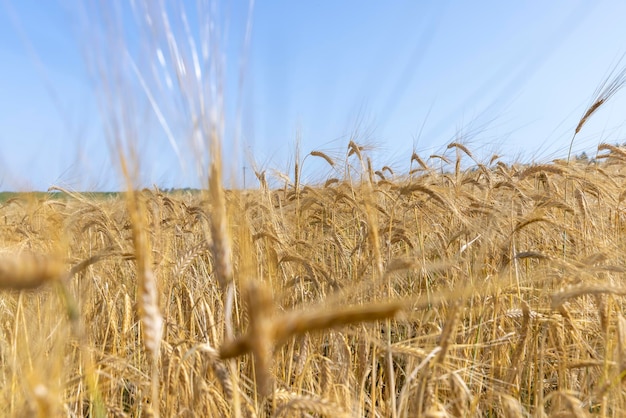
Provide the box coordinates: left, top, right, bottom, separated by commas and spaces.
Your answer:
0, 253, 64, 290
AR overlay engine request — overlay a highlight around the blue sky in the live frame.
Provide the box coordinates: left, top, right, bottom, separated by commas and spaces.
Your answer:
1, 1, 626, 191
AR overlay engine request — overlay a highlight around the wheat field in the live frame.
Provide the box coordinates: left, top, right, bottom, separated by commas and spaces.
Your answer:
4, 2, 626, 417
3, 140, 626, 417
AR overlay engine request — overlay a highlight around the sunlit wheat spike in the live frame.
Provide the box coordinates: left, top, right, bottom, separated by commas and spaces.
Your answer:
254, 169, 269, 189
172, 241, 209, 278
198, 342, 234, 401
518, 164, 565, 179
513, 217, 554, 234
576, 99, 605, 134
323, 177, 339, 187
310, 150, 335, 167
597, 142, 626, 160
347, 140, 363, 160
411, 151, 429, 170
382, 165, 394, 176
575, 64, 626, 134
138, 268, 163, 357
574, 188, 589, 219
251, 230, 281, 244
429, 154, 451, 164
565, 63, 624, 162
447, 142, 474, 159
292, 333, 309, 378
399, 183, 447, 207
123, 191, 163, 356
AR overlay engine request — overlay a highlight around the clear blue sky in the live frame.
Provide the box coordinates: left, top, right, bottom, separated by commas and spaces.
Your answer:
1, 1, 626, 191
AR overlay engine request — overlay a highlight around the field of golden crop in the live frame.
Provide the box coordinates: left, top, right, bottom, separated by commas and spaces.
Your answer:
3, 142, 626, 417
